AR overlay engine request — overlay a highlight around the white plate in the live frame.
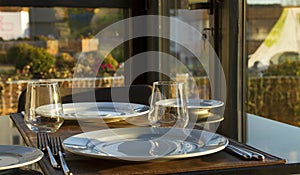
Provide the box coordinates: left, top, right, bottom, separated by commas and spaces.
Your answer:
187, 99, 224, 109
63, 127, 228, 161
37, 102, 149, 121
155, 98, 224, 109
0, 145, 43, 171
195, 113, 224, 124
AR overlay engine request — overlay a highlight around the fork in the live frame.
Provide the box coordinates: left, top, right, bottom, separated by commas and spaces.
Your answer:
52, 136, 73, 175
37, 132, 61, 169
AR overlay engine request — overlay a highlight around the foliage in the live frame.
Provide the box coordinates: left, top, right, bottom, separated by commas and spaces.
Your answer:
68, 8, 93, 14
54, 53, 76, 78
263, 60, 300, 76
7, 43, 32, 69
110, 47, 124, 63
56, 52, 76, 69
76, 51, 119, 77
0, 51, 8, 64
68, 9, 94, 39
90, 9, 123, 33
7, 44, 56, 79
98, 53, 119, 77
33, 35, 54, 41
248, 77, 300, 126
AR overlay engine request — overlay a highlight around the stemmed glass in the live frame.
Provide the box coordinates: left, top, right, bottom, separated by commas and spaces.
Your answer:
148, 81, 189, 128
24, 81, 64, 133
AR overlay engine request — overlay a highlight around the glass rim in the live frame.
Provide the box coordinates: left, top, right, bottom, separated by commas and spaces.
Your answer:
28, 80, 59, 86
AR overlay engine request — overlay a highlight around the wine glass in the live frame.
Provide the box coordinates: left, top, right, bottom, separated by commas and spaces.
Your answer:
24, 81, 64, 133
148, 81, 189, 128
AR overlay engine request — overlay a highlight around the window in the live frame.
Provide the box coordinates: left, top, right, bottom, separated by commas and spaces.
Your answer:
0, 5, 128, 115
0, 1, 213, 116
246, 1, 300, 163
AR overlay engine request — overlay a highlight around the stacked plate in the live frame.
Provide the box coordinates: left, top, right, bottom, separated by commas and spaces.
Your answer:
187, 98, 224, 125
155, 98, 225, 126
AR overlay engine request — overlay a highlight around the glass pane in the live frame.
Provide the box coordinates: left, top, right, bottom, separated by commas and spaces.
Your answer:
169, 7, 212, 100
247, 2, 300, 127
246, 0, 300, 163
0, 7, 125, 115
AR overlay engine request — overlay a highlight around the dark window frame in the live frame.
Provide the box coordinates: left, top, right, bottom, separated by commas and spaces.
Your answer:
0, 0, 241, 140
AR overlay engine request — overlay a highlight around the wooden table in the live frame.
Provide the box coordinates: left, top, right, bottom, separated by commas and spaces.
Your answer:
10, 113, 286, 175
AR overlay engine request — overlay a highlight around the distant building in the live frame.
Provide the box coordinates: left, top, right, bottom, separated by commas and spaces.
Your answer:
30, 7, 70, 39
247, 5, 283, 54
0, 10, 29, 40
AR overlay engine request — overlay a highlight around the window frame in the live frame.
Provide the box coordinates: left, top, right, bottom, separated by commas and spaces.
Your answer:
0, 0, 244, 141
0, 0, 140, 8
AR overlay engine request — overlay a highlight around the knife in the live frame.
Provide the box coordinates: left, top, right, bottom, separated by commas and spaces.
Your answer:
237, 145, 265, 160
225, 144, 252, 160
226, 144, 265, 161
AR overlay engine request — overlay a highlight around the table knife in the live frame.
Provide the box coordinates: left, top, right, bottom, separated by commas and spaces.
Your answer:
225, 144, 252, 160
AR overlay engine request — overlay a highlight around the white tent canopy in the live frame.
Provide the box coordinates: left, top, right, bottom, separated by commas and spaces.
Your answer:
248, 8, 300, 68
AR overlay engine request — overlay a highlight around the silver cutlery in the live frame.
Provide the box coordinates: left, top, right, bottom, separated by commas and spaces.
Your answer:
52, 136, 73, 175
37, 133, 61, 169
226, 143, 265, 161
234, 144, 265, 160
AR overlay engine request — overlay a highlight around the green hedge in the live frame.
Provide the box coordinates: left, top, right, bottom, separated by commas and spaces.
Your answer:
248, 76, 300, 126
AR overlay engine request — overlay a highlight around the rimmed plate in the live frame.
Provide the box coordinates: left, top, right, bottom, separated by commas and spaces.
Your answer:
155, 99, 224, 109
37, 102, 149, 121
189, 109, 224, 124
0, 145, 43, 171
63, 127, 228, 161
195, 113, 224, 124
187, 99, 224, 109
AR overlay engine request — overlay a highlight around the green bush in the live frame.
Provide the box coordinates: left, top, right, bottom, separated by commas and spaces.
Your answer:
29, 47, 56, 78
264, 60, 300, 76
0, 51, 8, 64
7, 44, 56, 78
56, 52, 76, 69
7, 43, 32, 68
54, 52, 76, 78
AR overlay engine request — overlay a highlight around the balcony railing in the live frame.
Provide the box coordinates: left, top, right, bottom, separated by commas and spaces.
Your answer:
0, 76, 125, 115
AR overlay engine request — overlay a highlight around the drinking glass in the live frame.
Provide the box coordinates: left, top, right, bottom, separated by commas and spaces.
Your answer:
24, 81, 64, 133
148, 81, 189, 128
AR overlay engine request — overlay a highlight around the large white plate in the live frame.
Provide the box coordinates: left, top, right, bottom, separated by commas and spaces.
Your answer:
0, 145, 43, 171
63, 127, 228, 161
37, 102, 149, 121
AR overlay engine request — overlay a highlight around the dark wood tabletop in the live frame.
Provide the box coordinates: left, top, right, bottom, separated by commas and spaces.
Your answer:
10, 113, 286, 175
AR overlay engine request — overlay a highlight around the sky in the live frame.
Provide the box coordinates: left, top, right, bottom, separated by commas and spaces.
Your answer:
247, 0, 299, 5
247, 0, 281, 4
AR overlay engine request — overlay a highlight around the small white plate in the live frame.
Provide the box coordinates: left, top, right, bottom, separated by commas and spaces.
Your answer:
189, 109, 224, 124
0, 145, 43, 171
63, 127, 228, 161
187, 99, 224, 109
155, 99, 224, 109
196, 113, 224, 124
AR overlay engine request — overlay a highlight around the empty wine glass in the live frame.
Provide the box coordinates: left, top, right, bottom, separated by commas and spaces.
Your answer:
24, 81, 64, 133
148, 81, 189, 128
